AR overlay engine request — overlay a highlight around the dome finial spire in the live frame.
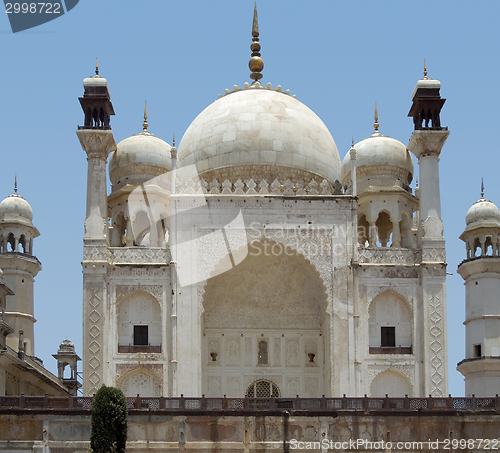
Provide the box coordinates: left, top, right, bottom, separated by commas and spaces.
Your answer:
481, 178, 484, 198
374, 102, 379, 132
143, 101, 148, 131
249, 3, 264, 84
95, 58, 99, 76
423, 59, 428, 79
14, 175, 17, 194
172, 134, 176, 148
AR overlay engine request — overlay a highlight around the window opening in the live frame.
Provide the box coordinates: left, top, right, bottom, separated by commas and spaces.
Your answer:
381, 326, 396, 347
246, 380, 280, 398
474, 344, 482, 358
134, 325, 148, 346
258, 340, 268, 365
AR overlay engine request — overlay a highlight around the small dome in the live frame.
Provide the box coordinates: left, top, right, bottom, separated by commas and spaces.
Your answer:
465, 197, 500, 229
109, 131, 172, 191
341, 132, 413, 191
83, 76, 108, 88
58, 339, 75, 353
0, 193, 34, 225
178, 86, 341, 183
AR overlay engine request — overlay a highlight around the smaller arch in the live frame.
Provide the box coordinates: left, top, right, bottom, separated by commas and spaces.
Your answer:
18, 234, 27, 254
7, 233, 15, 252
376, 211, 393, 247
358, 214, 369, 246
369, 290, 412, 354
117, 368, 161, 397
246, 379, 280, 398
132, 210, 151, 246
370, 369, 412, 397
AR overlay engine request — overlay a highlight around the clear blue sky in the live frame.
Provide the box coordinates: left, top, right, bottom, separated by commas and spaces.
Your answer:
1, 1, 499, 397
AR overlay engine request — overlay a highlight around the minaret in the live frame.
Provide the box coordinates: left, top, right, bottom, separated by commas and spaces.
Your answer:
457, 183, 500, 396
0, 181, 41, 356
77, 62, 116, 395
407, 64, 449, 396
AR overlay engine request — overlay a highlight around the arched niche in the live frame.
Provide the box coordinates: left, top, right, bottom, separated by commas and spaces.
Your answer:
202, 239, 328, 397
369, 291, 412, 354
117, 290, 162, 352
119, 369, 161, 397
370, 370, 412, 397
203, 240, 327, 330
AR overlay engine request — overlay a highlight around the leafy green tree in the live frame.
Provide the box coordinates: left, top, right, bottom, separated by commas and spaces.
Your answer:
90, 385, 128, 453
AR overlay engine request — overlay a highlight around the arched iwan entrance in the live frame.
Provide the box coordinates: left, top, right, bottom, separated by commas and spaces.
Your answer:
202, 240, 329, 398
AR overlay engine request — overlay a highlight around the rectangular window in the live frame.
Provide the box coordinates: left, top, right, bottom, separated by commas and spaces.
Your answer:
381, 326, 396, 347
134, 325, 148, 346
474, 343, 482, 357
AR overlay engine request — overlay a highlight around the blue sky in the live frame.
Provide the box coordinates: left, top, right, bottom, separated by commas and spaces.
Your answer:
1, 1, 499, 397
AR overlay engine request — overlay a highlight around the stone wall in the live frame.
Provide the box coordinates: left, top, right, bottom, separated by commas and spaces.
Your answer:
1, 396, 500, 452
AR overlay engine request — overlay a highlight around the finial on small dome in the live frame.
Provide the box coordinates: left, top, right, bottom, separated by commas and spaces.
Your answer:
423, 59, 428, 79
143, 101, 148, 131
249, 3, 264, 84
374, 103, 379, 131
172, 134, 176, 148
481, 178, 484, 198
352, 137, 354, 147
14, 175, 17, 194
95, 58, 99, 76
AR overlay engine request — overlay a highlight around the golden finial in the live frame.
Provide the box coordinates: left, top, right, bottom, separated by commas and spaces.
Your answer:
423, 59, 428, 79
249, 3, 264, 84
374, 102, 379, 131
352, 137, 354, 147
142, 101, 148, 131
481, 178, 484, 198
14, 175, 17, 194
172, 134, 176, 148
95, 58, 99, 76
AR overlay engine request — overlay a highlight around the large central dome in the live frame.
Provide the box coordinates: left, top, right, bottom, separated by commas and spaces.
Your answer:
178, 86, 341, 183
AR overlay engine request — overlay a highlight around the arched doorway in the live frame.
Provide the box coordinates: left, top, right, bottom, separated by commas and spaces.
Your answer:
202, 240, 328, 398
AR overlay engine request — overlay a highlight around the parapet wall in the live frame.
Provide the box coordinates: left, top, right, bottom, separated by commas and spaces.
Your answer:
1, 396, 500, 452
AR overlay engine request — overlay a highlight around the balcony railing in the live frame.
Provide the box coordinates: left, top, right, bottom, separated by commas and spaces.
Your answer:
1, 395, 499, 413
369, 346, 413, 355
118, 344, 162, 354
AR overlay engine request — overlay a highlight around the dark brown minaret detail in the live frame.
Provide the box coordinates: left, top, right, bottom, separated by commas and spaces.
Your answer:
407, 63, 446, 130
78, 60, 115, 130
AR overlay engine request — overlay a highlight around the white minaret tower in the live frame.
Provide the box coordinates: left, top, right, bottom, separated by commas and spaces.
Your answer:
457, 183, 500, 396
0, 180, 41, 356
77, 61, 116, 395
407, 65, 449, 396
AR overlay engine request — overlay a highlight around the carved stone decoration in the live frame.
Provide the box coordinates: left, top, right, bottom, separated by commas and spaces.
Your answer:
427, 284, 445, 396
365, 286, 414, 315
116, 285, 163, 304
286, 378, 300, 397
286, 340, 300, 366
116, 363, 163, 395
274, 337, 281, 367
207, 378, 221, 397
84, 284, 104, 395
83, 245, 108, 262
367, 365, 416, 393
112, 268, 167, 277
358, 247, 419, 265
305, 378, 319, 397
422, 215, 444, 239
109, 247, 170, 265
226, 378, 241, 397
226, 339, 240, 366
245, 337, 253, 366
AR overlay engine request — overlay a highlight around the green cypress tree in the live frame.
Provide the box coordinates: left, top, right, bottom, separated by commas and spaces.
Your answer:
90, 385, 128, 453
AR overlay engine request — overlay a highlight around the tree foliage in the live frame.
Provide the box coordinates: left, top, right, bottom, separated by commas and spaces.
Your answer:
90, 385, 128, 453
